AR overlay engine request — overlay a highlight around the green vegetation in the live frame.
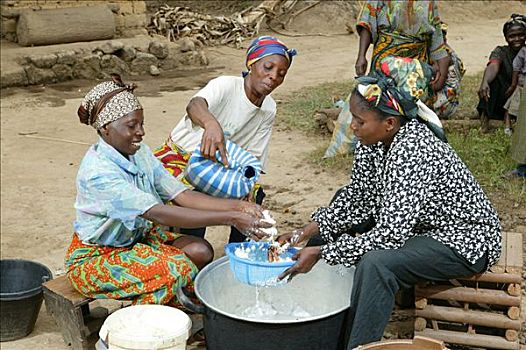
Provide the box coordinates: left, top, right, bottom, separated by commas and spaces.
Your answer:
278, 75, 525, 202
278, 80, 355, 133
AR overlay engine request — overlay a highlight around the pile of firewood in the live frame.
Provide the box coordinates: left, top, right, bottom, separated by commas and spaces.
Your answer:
148, 0, 305, 47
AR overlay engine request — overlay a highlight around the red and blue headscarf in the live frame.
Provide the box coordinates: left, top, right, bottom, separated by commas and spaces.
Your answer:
243, 36, 297, 77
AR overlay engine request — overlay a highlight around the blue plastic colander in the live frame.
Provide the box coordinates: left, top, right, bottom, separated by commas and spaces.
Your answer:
224, 242, 298, 286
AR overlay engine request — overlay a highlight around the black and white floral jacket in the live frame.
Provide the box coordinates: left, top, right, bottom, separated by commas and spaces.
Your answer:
312, 120, 501, 268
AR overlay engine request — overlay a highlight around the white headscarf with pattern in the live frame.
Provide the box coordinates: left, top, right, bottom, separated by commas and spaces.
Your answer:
78, 74, 142, 130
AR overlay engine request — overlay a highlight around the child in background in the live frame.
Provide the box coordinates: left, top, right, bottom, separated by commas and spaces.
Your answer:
503, 46, 526, 135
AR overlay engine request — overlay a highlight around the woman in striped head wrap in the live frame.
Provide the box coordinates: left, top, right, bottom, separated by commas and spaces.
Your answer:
155, 36, 296, 243
277, 56, 500, 348
67, 74, 271, 306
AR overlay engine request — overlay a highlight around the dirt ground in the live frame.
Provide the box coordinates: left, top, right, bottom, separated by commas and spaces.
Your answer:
1, 1, 525, 349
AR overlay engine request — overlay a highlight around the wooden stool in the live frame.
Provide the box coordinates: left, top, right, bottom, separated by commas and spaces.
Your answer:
43, 275, 108, 350
414, 232, 522, 350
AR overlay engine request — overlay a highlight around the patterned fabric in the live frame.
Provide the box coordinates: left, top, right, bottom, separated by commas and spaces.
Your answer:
65, 227, 198, 305
311, 120, 501, 269
185, 140, 262, 199
356, 56, 446, 141
80, 80, 142, 130
371, 31, 429, 72
74, 138, 187, 247
357, 0, 448, 67
153, 141, 192, 183
428, 45, 465, 119
477, 46, 519, 120
245, 35, 297, 75
154, 139, 263, 200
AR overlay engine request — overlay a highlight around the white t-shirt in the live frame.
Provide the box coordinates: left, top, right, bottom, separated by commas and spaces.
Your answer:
169, 76, 276, 169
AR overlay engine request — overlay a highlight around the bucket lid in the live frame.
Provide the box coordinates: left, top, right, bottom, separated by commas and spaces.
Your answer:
99, 305, 191, 349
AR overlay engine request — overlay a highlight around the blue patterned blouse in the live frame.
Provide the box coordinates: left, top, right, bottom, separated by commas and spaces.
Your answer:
74, 138, 188, 247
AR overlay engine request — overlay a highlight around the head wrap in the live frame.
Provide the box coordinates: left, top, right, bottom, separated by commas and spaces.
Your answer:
78, 74, 142, 130
243, 35, 297, 77
503, 14, 526, 36
356, 56, 446, 142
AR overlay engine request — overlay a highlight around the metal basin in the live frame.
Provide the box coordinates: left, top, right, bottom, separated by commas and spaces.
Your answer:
183, 256, 355, 350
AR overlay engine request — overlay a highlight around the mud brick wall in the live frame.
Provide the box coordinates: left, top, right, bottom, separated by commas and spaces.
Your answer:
1, 0, 148, 43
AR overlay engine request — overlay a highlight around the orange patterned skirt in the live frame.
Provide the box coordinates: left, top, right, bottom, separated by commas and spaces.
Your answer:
64, 227, 198, 306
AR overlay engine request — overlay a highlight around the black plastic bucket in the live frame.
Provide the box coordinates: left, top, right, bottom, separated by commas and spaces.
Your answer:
0, 259, 53, 341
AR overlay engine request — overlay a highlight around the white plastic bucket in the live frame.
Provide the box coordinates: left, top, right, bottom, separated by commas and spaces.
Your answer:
97, 305, 191, 350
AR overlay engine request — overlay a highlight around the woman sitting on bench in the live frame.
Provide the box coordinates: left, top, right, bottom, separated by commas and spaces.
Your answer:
65, 74, 268, 306
277, 57, 502, 349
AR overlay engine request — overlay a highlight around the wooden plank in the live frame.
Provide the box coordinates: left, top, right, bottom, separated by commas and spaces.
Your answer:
491, 231, 507, 273
505, 232, 523, 274
415, 328, 519, 350
43, 275, 90, 307
415, 305, 521, 330
459, 272, 521, 284
415, 285, 520, 306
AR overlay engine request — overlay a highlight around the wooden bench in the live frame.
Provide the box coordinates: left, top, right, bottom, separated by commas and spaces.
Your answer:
43, 275, 108, 350
414, 231, 523, 350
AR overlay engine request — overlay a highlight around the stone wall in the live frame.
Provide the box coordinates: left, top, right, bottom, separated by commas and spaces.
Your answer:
1, 0, 149, 43
1, 37, 209, 88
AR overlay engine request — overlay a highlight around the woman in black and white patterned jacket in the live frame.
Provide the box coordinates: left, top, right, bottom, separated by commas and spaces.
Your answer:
278, 56, 501, 349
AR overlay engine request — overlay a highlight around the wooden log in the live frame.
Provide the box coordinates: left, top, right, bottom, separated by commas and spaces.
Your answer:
507, 306, 520, 320
415, 285, 521, 306
414, 317, 427, 331
415, 305, 521, 330
491, 231, 508, 274
17, 6, 115, 46
505, 330, 518, 342
415, 297, 427, 309
506, 283, 521, 297
460, 272, 522, 284
505, 232, 522, 274
415, 328, 519, 350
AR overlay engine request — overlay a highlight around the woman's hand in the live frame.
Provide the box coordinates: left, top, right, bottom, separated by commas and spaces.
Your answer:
355, 55, 368, 76
277, 229, 306, 247
278, 246, 322, 281
478, 80, 491, 101
505, 86, 515, 99
277, 222, 319, 246
431, 75, 447, 92
236, 201, 264, 218
231, 212, 272, 240
201, 120, 228, 167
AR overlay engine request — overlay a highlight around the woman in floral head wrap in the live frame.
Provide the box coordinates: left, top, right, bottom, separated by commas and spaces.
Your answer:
66, 74, 270, 306
277, 57, 501, 348
155, 36, 296, 243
